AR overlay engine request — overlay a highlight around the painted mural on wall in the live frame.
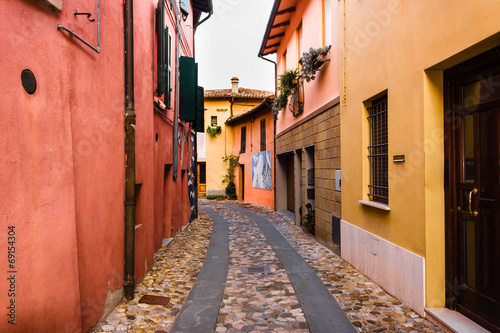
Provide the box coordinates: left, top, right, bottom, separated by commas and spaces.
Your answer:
187, 132, 196, 220
252, 151, 272, 190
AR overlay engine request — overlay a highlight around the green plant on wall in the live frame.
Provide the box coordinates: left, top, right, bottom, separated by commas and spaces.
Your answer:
222, 154, 240, 199
206, 125, 221, 138
272, 68, 299, 115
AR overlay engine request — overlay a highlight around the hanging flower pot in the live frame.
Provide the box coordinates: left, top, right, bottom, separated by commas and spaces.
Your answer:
299, 45, 331, 82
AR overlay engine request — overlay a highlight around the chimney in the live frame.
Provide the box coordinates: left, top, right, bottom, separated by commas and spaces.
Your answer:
231, 77, 239, 93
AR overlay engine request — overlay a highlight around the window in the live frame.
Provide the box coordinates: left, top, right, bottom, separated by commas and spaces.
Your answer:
240, 126, 247, 153
156, 2, 172, 108
211, 116, 217, 126
283, 50, 287, 71
297, 22, 303, 60
323, 0, 331, 47
367, 95, 388, 203
260, 119, 266, 151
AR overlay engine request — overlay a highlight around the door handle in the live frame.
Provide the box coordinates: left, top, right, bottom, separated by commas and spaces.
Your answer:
469, 188, 478, 217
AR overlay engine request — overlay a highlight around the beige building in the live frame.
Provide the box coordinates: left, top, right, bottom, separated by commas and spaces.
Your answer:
341, 1, 500, 331
197, 78, 273, 197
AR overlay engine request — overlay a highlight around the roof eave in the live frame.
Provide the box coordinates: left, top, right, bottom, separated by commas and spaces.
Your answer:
225, 99, 273, 125
258, 0, 282, 58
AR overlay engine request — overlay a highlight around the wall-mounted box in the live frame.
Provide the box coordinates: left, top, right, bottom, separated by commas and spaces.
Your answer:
335, 170, 341, 191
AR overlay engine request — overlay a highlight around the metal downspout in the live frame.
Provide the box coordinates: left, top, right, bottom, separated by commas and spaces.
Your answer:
259, 55, 277, 211
172, 0, 181, 180
124, 0, 136, 300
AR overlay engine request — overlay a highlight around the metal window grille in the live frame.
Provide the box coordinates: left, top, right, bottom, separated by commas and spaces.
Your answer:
240, 126, 246, 153
260, 119, 266, 151
367, 96, 388, 203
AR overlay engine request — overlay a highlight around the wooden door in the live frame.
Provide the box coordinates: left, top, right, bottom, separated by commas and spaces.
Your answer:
286, 154, 295, 212
445, 47, 500, 332
197, 163, 206, 197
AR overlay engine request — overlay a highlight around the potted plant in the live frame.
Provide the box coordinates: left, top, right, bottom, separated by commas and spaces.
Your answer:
272, 68, 299, 115
301, 203, 315, 235
299, 45, 331, 82
206, 125, 221, 138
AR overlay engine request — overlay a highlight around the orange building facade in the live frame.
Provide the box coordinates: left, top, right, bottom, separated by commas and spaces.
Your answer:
260, 0, 342, 252
226, 99, 275, 208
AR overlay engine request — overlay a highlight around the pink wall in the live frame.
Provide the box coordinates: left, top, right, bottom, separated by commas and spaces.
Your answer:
275, 0, 341, 134
232, 112, 275, 208
0, 0, 200, 331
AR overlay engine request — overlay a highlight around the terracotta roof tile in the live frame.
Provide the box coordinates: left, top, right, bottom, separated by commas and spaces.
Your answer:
204, 87, 275, 99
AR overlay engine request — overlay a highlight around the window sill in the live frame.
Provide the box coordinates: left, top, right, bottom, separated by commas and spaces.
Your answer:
359, 200, 390, 211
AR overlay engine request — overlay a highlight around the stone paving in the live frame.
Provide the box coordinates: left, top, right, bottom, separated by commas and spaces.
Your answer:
211, 204, 308, 333
92, 200, 444, 333
91, 210, 214, 333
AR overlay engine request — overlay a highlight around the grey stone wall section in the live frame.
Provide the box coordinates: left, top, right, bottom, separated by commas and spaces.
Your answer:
225, 203, 356, 333
170, 206, 229, 333
276, 103, 341, 252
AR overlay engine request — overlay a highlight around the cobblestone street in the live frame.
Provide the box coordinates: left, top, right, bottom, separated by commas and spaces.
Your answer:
93, 201, 444, 333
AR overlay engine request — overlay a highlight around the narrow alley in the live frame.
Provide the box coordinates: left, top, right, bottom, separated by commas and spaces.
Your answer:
92, 201, 443, 333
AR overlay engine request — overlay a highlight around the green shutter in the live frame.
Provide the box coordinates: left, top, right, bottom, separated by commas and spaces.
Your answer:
166, 30, 172, 108
156, 2, 165, 96
179, 56, 198, 122
195, 86, 205, 132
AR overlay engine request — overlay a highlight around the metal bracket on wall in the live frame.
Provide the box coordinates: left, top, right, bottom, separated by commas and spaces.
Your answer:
57, 0, 101, 53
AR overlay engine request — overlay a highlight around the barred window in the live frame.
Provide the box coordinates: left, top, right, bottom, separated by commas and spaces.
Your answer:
367, 95, 388, 203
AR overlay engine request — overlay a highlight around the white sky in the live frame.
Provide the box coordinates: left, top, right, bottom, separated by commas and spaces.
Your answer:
195, 0, 277, 92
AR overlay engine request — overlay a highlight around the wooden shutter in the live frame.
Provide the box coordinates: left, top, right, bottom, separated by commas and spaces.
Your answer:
179, 56, 198, 121
195, 86, 205, 132
156, 1, 165, 97
166, 29, 171, 108
240, 126, 246, 153
260, 119, 266, 151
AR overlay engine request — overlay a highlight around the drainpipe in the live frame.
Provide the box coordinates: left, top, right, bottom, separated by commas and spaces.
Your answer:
259, 55, 277, 211
123, 0, 136, 300
172, 0, 181, 180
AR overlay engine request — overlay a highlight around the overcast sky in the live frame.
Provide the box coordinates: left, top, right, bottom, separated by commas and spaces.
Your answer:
195, 0, 277, 92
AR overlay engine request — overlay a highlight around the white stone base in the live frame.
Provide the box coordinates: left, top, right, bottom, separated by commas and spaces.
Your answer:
341, 220, 425, 316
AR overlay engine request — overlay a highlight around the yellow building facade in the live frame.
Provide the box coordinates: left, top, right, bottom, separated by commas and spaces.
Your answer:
341, 1, 500, 331
198, 78, 274, 197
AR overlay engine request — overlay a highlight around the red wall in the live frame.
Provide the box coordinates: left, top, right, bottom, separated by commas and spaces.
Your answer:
0, 0, 199, 331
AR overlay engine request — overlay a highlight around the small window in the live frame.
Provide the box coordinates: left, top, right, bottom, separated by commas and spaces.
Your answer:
240, 126, 247, 153
260, 119, 266, 151
297, 22, 303, 60
156, 3, 172, 108
323, 0, 332, 47
211, 116, 217, 126
283, 50, 287, 71
367, 95, 388, 203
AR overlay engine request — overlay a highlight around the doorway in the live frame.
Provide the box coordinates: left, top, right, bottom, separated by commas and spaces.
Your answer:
445, 47, 500, 332
286, 154, 295, 212
240, 164, 245, 200
197, 162, 206, 197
